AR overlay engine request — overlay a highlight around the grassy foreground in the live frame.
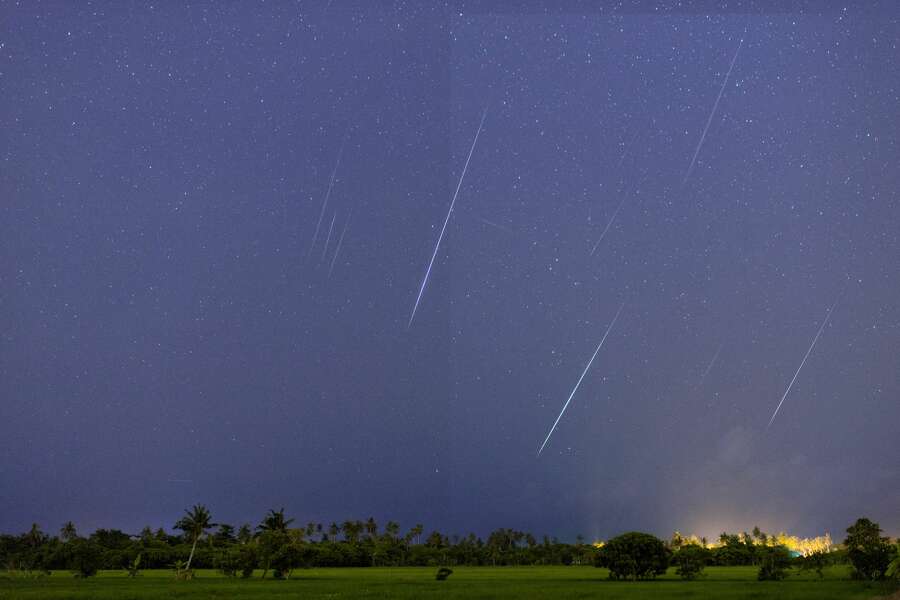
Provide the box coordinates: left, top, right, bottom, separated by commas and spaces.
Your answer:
0, 566, 896, 599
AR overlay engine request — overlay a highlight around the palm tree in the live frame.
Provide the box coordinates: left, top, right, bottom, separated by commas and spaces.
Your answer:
410, 523, 424, 546
25, 523, 46, 548
328, 522, 339, 541
139, 526, 154, 544
214, 524, 235, 545
365, 517, 378, 540
257, 508, 294, 534
174, 504, 215, 570
385, 521, 400, 542
60, 521, 77, 542
237, 524, 253, 544
342, 520, 362, 544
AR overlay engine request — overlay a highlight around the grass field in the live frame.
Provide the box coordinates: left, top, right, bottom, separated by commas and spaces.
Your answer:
1, 566, 897, 599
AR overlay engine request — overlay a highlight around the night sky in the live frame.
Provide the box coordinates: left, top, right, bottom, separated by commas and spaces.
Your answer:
2, 2, 898, 542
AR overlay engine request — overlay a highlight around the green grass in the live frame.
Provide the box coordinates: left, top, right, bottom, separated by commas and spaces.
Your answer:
0, 566, 896, 599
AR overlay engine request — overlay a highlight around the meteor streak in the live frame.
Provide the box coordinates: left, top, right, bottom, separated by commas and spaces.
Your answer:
308, 133, 347, 259
408, 106, 488, 329
328, 211, 352, 277
321, 212, 336, 262
590, 176, 647, 256
616, 129, 640, 169
766, 299, 838, 430
590, 194, 629, 256
699, 343, 723, 385
682, 35, 743, 186
476, 215, 512, 234
537, 303, 625, 456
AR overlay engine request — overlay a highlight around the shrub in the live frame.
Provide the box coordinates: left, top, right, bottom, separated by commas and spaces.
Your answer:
172, 559, 193, 580
845, 518, 892, 580
672, 544, 710, 580
757, 545, 791, 581
595, 532, 670, 581
236, 545, 258, 578
215, 549, 241, 577
886, 542, 900, 580
124, 553, 142, 577
68, 540, 102, 578
270, 543, 301, 579
797, 550, 827, 579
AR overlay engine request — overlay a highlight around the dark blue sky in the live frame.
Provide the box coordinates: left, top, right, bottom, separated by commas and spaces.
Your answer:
2, 1, 898, 542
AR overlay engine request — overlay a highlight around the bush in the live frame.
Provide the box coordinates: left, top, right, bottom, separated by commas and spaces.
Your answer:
237, 545, 259, 578
886, 542, 900, 580
845, 518, 892, 580
270, 543, 301, 579
435, 567, 453, 580
595, 532, 670, 581
215, 549, 241, 577
68, 540, 103, 578
672, 544, 710, 580
797, 550, 828, 579
124, 553, 142, 577
710, 534, 755, 566
757, 545, 791, 581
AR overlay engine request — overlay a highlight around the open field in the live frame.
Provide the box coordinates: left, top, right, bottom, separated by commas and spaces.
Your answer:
0, 566, 896, 599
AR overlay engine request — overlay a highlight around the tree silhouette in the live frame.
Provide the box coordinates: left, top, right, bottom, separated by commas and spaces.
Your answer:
174, 504, 215, 571
60, 521, 77, 543
258, 508, 295, 534
365, 517, 378, 540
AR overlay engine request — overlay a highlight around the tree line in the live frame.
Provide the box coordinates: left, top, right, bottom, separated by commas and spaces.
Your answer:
1, 507, 896, 582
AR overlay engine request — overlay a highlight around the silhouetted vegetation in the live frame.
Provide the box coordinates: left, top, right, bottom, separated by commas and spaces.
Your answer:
671, 543, 710, 580
595, 532, 671, 580
756, 545, 792, 580
0, 510, 893, 584
844, 517, 893, 580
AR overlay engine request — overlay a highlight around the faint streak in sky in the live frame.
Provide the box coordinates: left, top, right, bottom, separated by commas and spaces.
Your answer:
616, 128, 640, 169
766, 299, 838, 430
308, 132, 347, 260
590, 194, 629, 256
682, 35, 744, 186
699, 343, 723, 386
407, 106, 488, 329
328, 210, 352, 278
476, 215, 512, 234
590, 176, 646, 256
537, 303, 625, 456
321, 212, 337, 262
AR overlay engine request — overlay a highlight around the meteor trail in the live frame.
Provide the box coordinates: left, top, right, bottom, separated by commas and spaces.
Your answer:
321, 212, 336, 262
590, 176, 647, 256
408, 106, 488, 329
308, 133, 347, 259
616, 129, 640, 169
682, 35, 744, 186
328, 211, 352, 277
699, 343, 723, 385
476, 215, 512, 234
590, 194, 629, 255
538, 303, 625, 456
766, 299, 838, 430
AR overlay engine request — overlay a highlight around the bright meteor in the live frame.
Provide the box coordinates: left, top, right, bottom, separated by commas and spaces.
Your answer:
537, 303, 625, 456
682, 35, 743, 186
766, 299, 838, 430
407, 106, 488, 329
